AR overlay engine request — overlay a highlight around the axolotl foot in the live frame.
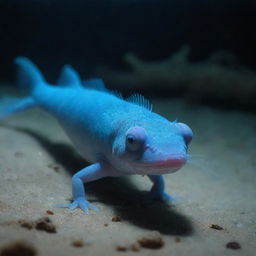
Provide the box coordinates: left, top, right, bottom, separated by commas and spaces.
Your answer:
146, 175, 182, 203
58, 197, 98, 214
144, 191, 181, 203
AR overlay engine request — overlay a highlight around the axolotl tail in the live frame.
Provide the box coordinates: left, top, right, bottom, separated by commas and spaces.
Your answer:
0, 57, 47, 119
0, 97, 36, 119
0, 57, 85, 120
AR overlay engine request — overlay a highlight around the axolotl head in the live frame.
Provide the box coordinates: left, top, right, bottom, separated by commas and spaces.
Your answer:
111, 117, 193, 175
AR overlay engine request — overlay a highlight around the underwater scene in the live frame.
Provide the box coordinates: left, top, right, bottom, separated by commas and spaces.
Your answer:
0, 0, 255, 255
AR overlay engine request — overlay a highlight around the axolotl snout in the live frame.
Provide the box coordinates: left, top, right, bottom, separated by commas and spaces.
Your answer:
0, 57, 193, 213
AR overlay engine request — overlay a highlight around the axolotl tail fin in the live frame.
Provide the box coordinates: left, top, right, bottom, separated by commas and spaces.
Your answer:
0, 97, 35, 119
0, 57, 45, 119
0, 57, 84, 119
14, 56, 46, 91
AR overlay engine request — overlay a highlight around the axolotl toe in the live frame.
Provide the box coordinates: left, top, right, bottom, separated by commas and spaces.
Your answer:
0, 57, 193, 213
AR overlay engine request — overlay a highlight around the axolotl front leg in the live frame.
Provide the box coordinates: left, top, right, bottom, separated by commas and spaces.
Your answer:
147, 175, 179, 202
64, 162, 119, 213
62, 166, 176, 213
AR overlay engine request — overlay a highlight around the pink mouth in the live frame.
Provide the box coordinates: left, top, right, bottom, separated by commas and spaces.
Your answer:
139, 156, 187, 169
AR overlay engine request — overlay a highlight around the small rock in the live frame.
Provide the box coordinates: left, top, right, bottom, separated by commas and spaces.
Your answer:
18, 220, 34, 230
112, 216, 121, 222
35, 217, 56, 233
72, 240, 84, 248
0, 241, 37, 256
137, 231, 164, 249
116, 246, 128, 252
210, 224, 223, 230
226, 241, 241, 250
46, 210, 54, 215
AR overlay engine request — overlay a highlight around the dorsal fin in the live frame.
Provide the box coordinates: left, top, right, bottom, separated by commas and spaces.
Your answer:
57, 65, 81, 87
83, 78, 123, 99
82, 78, 107, 91
126, 93, 153, 111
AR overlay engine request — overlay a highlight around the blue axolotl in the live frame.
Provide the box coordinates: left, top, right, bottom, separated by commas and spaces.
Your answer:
0, 57, 193, 213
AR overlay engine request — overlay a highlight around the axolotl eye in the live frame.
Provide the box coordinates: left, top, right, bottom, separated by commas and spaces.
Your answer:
175, 122, 193, 145
125, 126, 147, 152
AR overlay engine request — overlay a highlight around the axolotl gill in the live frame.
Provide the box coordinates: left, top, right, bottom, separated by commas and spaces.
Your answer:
0, 57, 193, 213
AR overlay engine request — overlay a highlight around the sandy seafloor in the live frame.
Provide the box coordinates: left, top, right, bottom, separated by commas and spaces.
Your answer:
0, 85, 255, 256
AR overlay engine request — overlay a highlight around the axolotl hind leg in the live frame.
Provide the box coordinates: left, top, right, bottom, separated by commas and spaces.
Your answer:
60, 162, 119, 213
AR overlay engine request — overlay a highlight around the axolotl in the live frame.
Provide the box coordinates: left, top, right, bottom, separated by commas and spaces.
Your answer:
0, 57, 193, 213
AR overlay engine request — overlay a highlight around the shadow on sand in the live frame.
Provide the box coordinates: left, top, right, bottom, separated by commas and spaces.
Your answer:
7, 126, 193, 236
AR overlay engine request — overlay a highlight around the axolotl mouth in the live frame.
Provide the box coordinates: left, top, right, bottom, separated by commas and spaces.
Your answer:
135, 154, 188, 174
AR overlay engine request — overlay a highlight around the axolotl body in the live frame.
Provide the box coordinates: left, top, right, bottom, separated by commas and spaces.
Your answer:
0, 57, 193, 213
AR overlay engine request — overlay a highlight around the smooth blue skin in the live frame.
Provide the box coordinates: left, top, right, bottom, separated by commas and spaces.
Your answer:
0, 57, 193, 213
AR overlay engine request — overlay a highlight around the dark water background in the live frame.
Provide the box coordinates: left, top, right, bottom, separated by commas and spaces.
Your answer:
0, 0, 255, 110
